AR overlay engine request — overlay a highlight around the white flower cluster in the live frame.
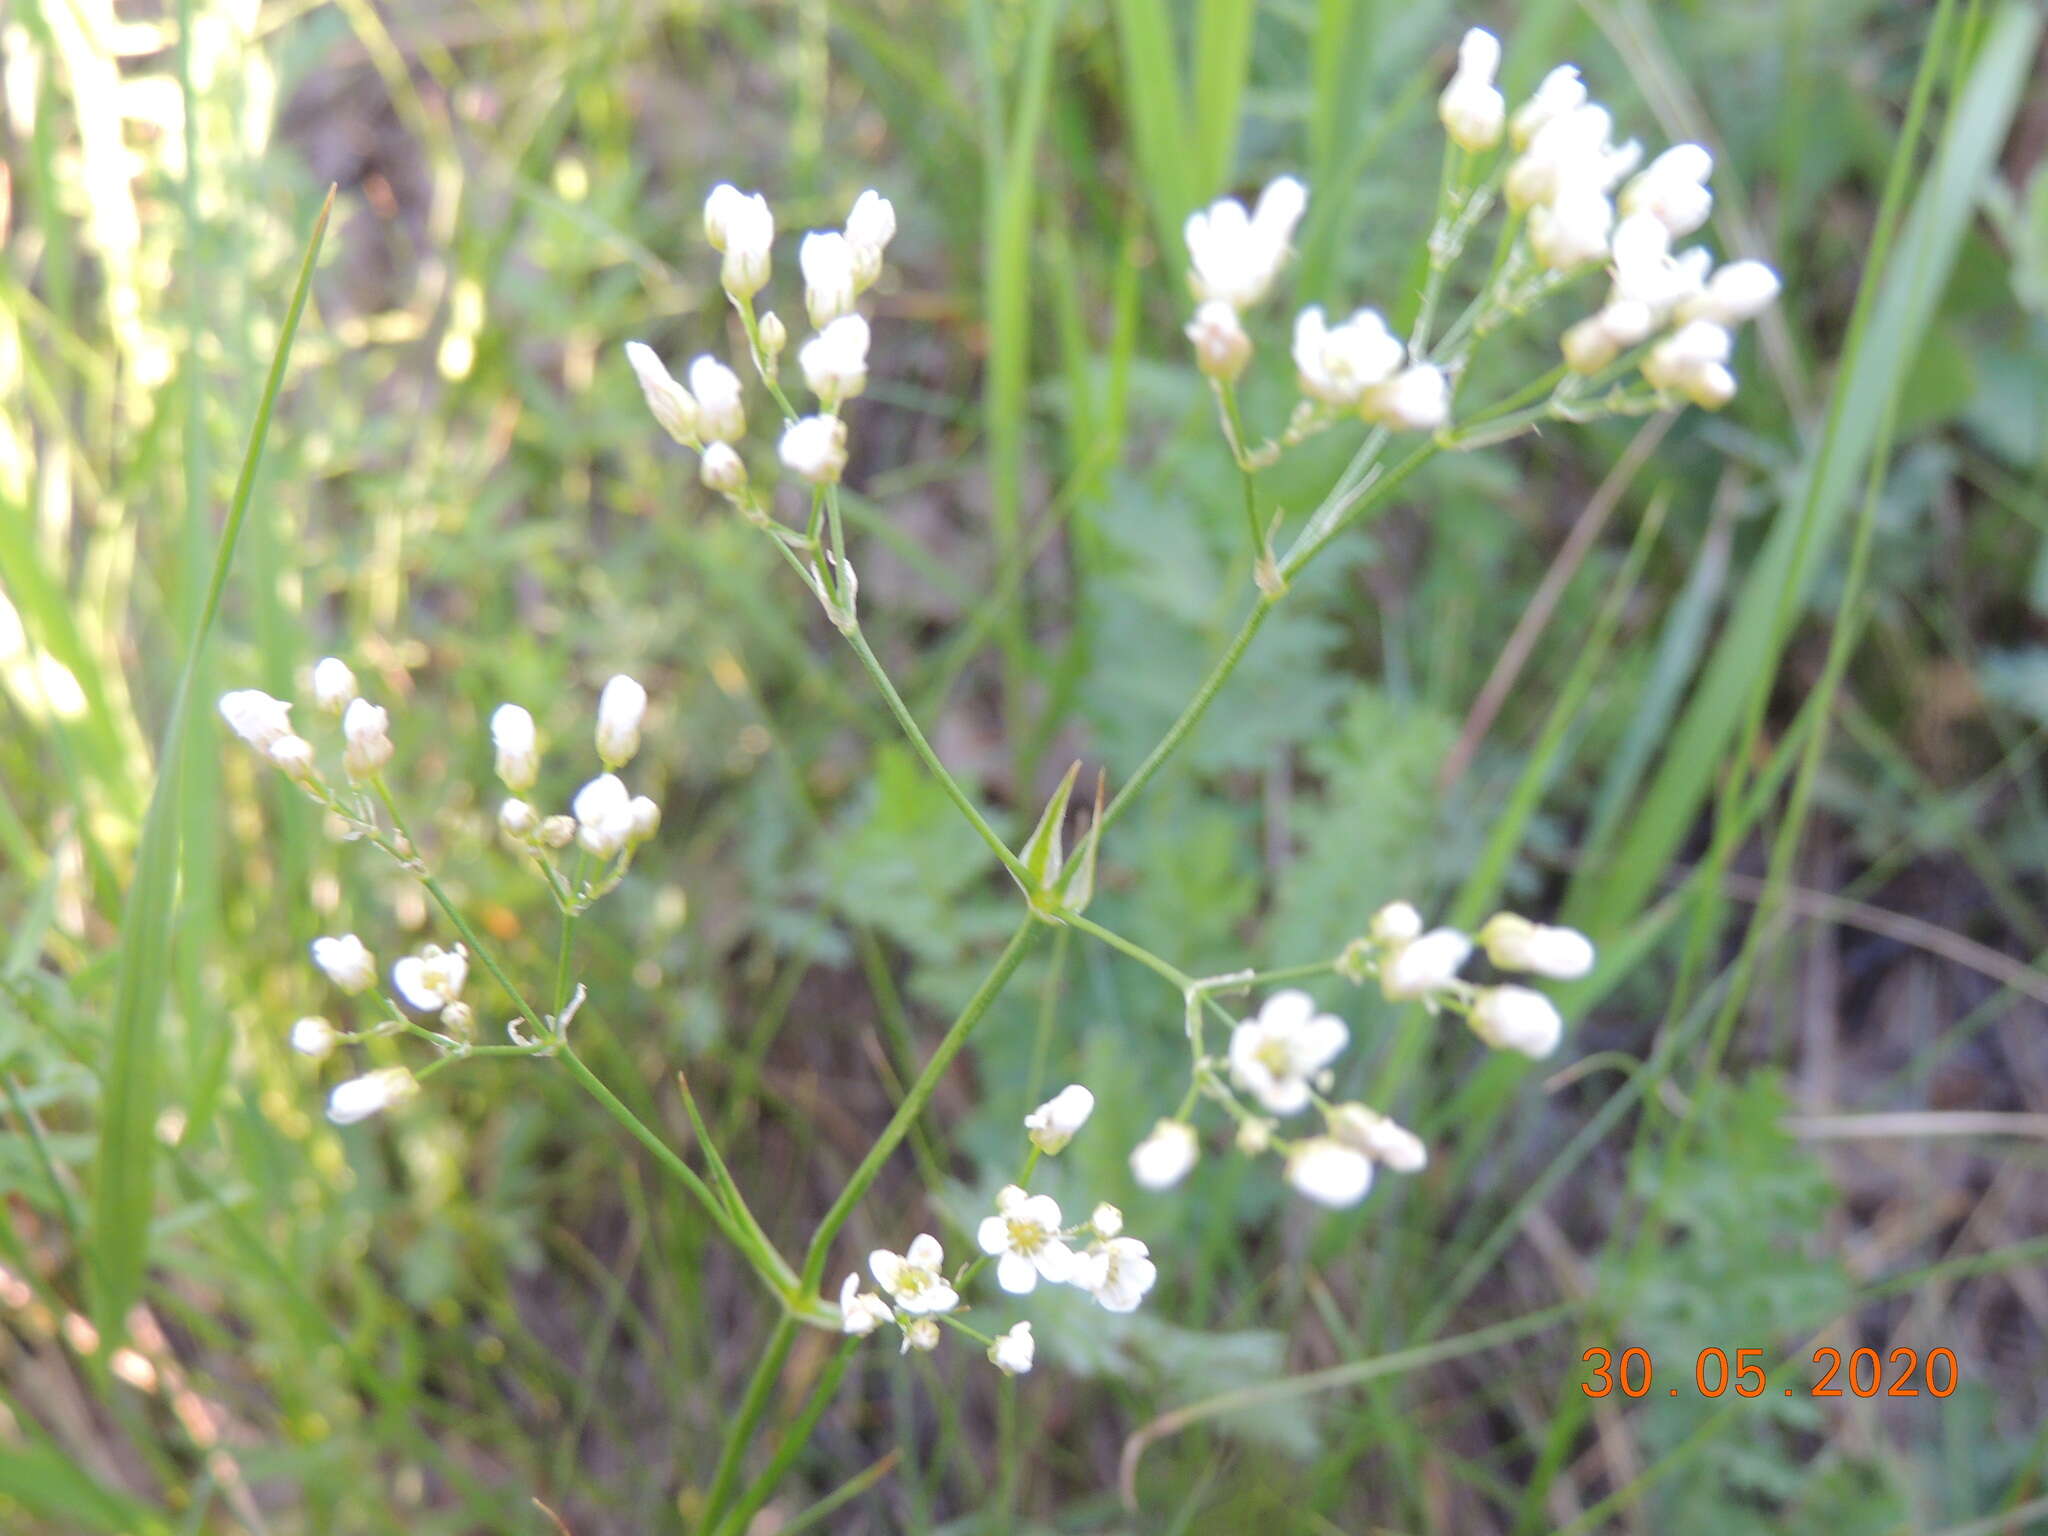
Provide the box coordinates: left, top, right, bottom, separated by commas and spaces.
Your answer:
219, 658, 392, 790
297, 930, 474, 1124
834, 1083, 1155, 1372
1179, 173, 1447, 433
1126, 990, 1430, 1210
493, 675, 661, 863
1428, 25, 1781, 407
1339, 901, 1595, 1060
625, 185, 897, 498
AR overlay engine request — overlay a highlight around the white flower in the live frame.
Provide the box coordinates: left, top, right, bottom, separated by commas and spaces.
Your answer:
1678, 259, 1781, 327
838, 1273, 893, 1336
1367, 364, 1451, 432
392, 944, 468, 1015
799, 313, 871, 405
1184, 176, 1307, 310
1091, 1202, 1123, 1237
491, 702, 538, 791
1642, 318, 1735, 409
1285, 1136, 1375, 1207
1228, 990, 1349, 1115
628, 795, 661, 844
1507, 104, 1626, 211
267, 734, 317, 780
1370, 901, 1424, 946
1479, 914, 1595, 979
312, 658, 357, 714
1620, 143, 1714, 238
976, 1185, 1077, 1294
1292, 306, 1404, 408
1075, 1235, 1157, 1313
1024, 1083, 1095, 1154
687, 357, 747, 444
1438, 27, 1506, 152
779, 414, 849, 484
392, 944, 467, 1014
900, 1317, 940, 1354
987, 1319, 1034, 1375
572, 773, 637, 857
700, 442, 748, 496
326, 1067, 418, 1125
1130, 1119, 1199, 1189
869, 1233, 958, 1315
844, 189, 896, 289
1509, 65, 1588, 150
341, 697, 392, 782
1528, 183, 1615, 270
624, 341, 699, 445
1185, 299, 1252, 381
1607, 214, 1708, 320
499, 797, 538, 838
311, 934, 376, 994
1329, 1102, 1427, 1172
290, 1016, 338, 1060
800, 230, 858, 326
1470, 985, 1565, 1057
1380, 927, 1473, 1002
219, 689, 294, 752
596, 674, 647, 768
704, 183, 774, 299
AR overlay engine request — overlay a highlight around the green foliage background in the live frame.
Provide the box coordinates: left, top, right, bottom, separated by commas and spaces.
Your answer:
2, 0, 2046, 1531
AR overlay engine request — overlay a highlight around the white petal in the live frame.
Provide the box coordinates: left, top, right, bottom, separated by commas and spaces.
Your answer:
905, 1232, 944, 1270
996, 1251, 1039, 1295
1034, 1240, 1077, 1285
976, 1215, 1011, 1256
1258, 989, 1317, 1032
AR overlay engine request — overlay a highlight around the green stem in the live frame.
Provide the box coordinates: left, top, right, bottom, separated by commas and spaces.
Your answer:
798, 921, 1040, 1295
1057, 909, 1194, 990
557, 1047, 800, 1302
701, 1313, 798, 1527
711, 1338, 863, 1536
841, 625, 1032, 888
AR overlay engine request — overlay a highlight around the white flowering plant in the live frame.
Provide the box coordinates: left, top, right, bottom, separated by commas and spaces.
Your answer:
196, 23, 1794, 1532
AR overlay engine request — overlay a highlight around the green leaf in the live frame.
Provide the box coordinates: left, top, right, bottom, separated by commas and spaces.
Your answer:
90, 188, 333, 1337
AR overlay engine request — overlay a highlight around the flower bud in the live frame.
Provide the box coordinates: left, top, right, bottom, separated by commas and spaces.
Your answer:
491, 702, 539, 791
1186, 300, 1252, 382
987, 1320, 1034, 1375
595, 674, 647, 768
705, 184, 774, 299
1293, 306, 1404, 407
1284, 1137, 1374, 1207
499, 797, 538, 838
1509, 65, 1588, 151
1329, 1102, 1427, 1172
1130, 1119, 1199, 1189
1368, 364, 1450, 432
1679, 260, 1781, 327
312, 657, 358, 714
1024, 1083, 1095, 1155
219, 689, 294, 753
267, 734, 318, 780
1528, 184, 1615, 271
757, 310, 788, 358
393, 944, 468, 1015
440, 1000, 475, 1037
900, 1317, 940, 1354
1090, 1202, 1123, 1238
1369, 901, 1424, 947
327, 1066, 419, 1125
778, 414, 849, 485
1478, 913, 1596, 980
1235, 1117, 1274, 1155
540, 815, 577, 849
573, 772, 636, 857
624, 341, 699, 445
311, 934, 377, 994
628, 794, 661, 844
700, 442, 749, 496
799, 313, 871, 405
1380, 927, 1472, 1001
687, 356, 746, 444
290, 1016, 338, 1059
845, 189, 896, 289
1469, 985, 1564, 1057
341, 698, 392, 782
800, 230, 858, 326
1438, 28, 1505, 152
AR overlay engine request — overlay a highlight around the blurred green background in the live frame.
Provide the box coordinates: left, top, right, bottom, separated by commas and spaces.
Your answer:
3, 0, 2048, 1531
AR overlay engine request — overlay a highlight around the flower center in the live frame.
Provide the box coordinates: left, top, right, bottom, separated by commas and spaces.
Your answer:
1006, 1220, 1046, 1255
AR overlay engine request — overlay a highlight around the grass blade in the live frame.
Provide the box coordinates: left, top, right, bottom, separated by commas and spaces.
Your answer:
90, 186, 334, 1337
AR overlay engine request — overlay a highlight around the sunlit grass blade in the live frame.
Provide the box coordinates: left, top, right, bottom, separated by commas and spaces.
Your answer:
89, 186, 335, 1338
